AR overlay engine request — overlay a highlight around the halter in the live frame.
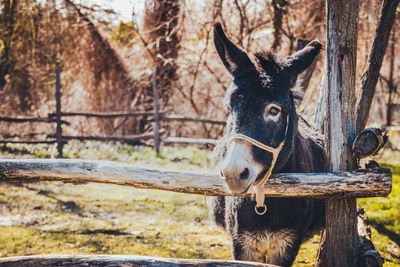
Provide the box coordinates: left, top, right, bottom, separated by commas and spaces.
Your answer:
227, 121, 288, 215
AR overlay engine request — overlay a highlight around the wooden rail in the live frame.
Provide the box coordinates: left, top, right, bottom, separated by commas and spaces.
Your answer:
48, 111, 164, 118
0, 116, 69, 125
0, 140, 57, 144
55, 69, 63, 158
160, 115, 226, 125
47, 134, 154, 143
46, 112, 225, 126
161, 137, 219, 146
152, 68, 161, 154
0, 255, 275, 267
0, 159, 391, 198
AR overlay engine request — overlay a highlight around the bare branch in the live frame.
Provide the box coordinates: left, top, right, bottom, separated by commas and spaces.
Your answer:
355, 0, 400, 132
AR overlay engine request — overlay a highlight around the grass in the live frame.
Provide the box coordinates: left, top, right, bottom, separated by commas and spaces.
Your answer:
0, 142, 399, 266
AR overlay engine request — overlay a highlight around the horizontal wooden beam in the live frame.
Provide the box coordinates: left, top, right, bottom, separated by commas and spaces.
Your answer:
161, 137, 218, 146
0, 117, 70, 125
0, 255, 274, 267
48, 111, 164, 118
160, 115, 226, 125
0, 159, 391, 198
0, 140, 58, 144
46, 134, 154, 143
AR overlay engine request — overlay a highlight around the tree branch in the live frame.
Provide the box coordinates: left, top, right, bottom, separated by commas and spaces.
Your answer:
355, 0, 400, 133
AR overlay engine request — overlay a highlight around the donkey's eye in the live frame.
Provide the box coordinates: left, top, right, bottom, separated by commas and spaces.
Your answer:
268, 106, 281, 116
264, 104, 281, 122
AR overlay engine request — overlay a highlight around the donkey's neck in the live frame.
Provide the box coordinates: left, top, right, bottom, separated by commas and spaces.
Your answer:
277, 119, 325, 173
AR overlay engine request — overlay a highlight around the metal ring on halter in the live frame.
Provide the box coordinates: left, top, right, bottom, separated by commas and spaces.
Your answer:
254, 204, 267, 215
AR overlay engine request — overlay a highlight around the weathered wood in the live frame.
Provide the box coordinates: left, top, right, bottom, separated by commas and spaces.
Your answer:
318, 0, 360, 266
0, 140, 57, 144
55, 68, 63, 158
355, 0, 400, 132
161, 137, 218, 146
0, 255, 276, 267
324, 0, 358, 172
48, 111, 164, 118
385, 27, 396, 128
47, 111, 223, 125
323, 198, 358, 266
46, 134, 154, 143
160, 115, 226, 125
0, 159, 391, 198
152, 68, 160, 154
0, 116, 68, 124
357, 208, 384, 267
314, 69, 326, 133
352, 128, 387, 158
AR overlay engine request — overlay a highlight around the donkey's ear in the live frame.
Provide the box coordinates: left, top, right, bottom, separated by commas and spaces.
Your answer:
213, 23, 254, 76
283, 40, 322, 77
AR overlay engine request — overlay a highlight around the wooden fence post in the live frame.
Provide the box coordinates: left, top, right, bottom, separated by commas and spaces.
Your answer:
316, 0, 359, 266
55, 68, 63, 158
152, 67, 160, 155
386, 29, 395, 127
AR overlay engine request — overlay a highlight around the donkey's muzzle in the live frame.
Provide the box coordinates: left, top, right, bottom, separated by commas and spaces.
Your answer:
220, 140, 265, 193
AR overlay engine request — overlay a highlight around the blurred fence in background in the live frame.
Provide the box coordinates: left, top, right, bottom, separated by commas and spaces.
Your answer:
0, 69, 225, 157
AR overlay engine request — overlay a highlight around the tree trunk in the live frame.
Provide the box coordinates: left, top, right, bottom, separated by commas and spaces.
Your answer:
355, 0, 400, 132
0, 0, 18, 91
316, 0, 359, 266
143, 0, 181, 106
271, 0, 288, 50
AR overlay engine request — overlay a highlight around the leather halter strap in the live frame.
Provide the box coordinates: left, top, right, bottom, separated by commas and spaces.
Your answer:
227, 120, 289, 212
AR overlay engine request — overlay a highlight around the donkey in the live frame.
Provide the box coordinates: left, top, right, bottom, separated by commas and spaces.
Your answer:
210, 23, 326, 266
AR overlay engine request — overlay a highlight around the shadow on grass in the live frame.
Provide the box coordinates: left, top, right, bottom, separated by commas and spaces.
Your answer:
369, 219, 400, 247
46, 229, 131, 235
1, 145, 32, 155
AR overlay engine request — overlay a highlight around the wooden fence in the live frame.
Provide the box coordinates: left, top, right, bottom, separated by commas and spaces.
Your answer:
0, 68, 225, 157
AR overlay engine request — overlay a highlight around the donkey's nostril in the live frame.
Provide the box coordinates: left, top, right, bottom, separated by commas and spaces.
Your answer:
239, 168, 250, 180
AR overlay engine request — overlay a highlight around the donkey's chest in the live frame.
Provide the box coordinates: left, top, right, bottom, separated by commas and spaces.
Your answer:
237, 229, 296, 263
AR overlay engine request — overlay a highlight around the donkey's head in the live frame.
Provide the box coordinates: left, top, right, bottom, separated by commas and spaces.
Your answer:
214, 23, 321, 194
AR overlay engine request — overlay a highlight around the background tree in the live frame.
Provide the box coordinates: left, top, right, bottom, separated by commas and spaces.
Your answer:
0, 0, 398, 142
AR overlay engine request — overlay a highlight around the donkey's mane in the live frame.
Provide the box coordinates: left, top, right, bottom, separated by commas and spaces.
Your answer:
253, 51, 304, 104
253, 51, 283, 76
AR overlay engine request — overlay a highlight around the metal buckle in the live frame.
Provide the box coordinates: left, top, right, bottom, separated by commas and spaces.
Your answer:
254, 204, 267, 215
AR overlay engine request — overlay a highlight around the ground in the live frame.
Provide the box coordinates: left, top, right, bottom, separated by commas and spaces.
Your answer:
0, 142, 399, 266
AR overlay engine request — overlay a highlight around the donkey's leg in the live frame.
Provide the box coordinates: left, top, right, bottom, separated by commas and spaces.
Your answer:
233, 229, 301, 267
264, 233, 301, 267
209, 196, 226, 229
